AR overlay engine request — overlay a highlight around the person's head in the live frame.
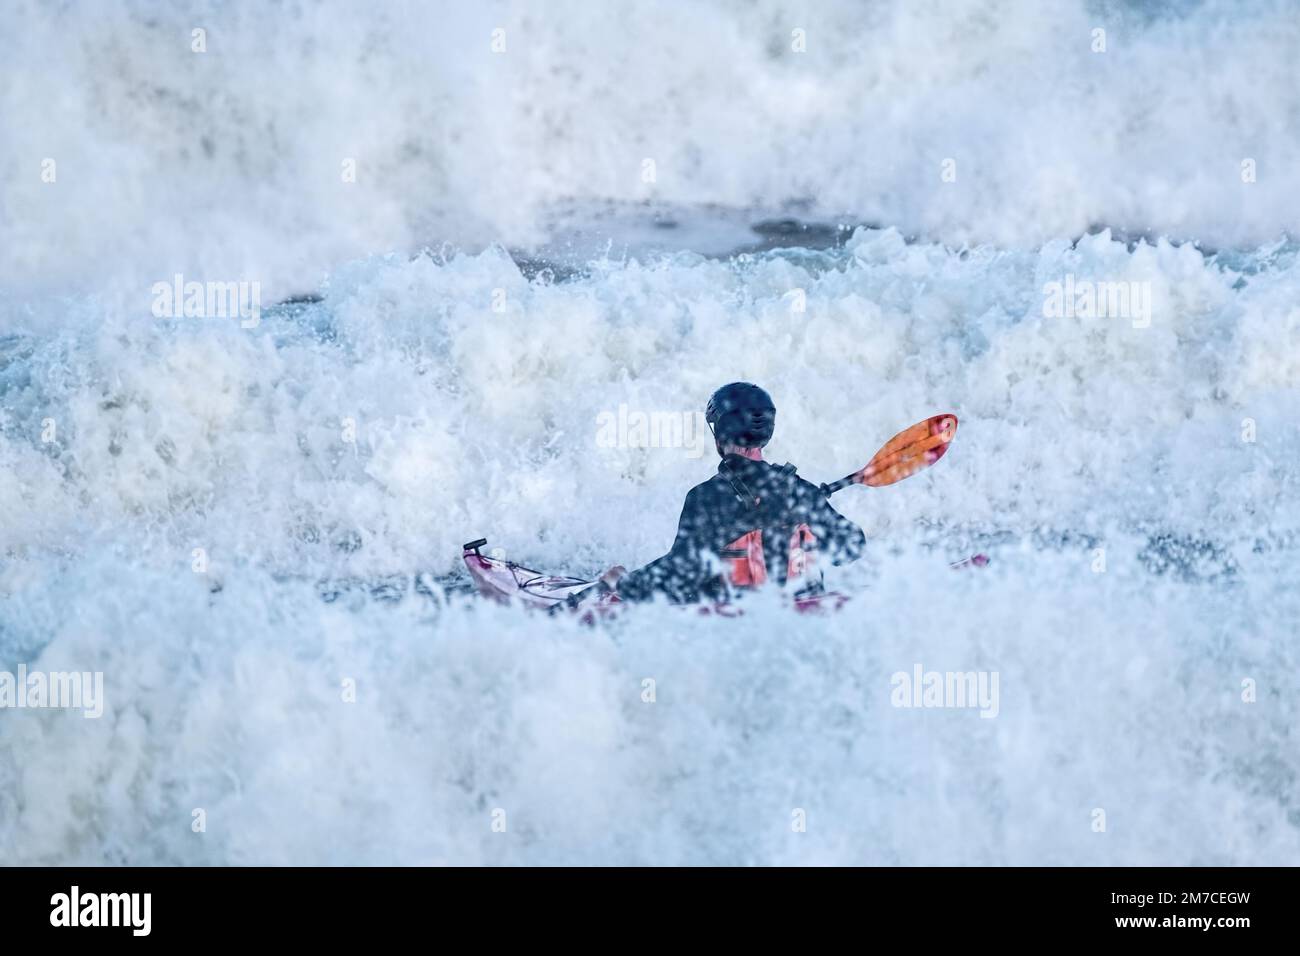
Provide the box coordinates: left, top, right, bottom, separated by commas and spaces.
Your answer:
705, 382, 775, 458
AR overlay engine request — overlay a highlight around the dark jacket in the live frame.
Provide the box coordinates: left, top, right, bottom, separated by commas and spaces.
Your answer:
617, 454, 866, 603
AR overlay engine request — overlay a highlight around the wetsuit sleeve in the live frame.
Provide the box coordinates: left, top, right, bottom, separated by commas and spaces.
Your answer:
801, 485, 866, 565
616, 486, 717, 602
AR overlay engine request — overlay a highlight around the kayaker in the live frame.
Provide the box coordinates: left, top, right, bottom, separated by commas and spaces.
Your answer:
606, 382, 866, 603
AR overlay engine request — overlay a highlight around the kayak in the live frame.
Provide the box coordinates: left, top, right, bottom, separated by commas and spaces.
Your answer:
461, 540, 987, 619
461, 539, 851, 618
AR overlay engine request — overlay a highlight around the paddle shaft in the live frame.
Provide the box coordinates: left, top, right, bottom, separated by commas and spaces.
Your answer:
820, 474, 858, 497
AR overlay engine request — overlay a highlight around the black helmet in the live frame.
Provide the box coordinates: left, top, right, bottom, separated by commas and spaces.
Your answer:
705, 382, 775, 449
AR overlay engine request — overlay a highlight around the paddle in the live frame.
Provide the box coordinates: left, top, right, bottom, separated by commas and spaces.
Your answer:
558, 576, 615, 614
820, 414, 958, 497
824, 414, 985, 570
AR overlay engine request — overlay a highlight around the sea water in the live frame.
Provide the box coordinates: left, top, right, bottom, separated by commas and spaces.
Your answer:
1, 0, 1297, 865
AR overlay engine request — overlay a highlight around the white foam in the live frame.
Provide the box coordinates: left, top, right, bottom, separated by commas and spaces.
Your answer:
2, 229, 1298, 863
3, 0, 1298, 864
4, 0, 1299, 295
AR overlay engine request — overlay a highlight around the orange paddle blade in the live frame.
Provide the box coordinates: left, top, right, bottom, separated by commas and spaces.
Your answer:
856, 414, 957, 487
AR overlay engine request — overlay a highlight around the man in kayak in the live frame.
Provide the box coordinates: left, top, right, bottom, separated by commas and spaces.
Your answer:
606, 382, 866, 603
